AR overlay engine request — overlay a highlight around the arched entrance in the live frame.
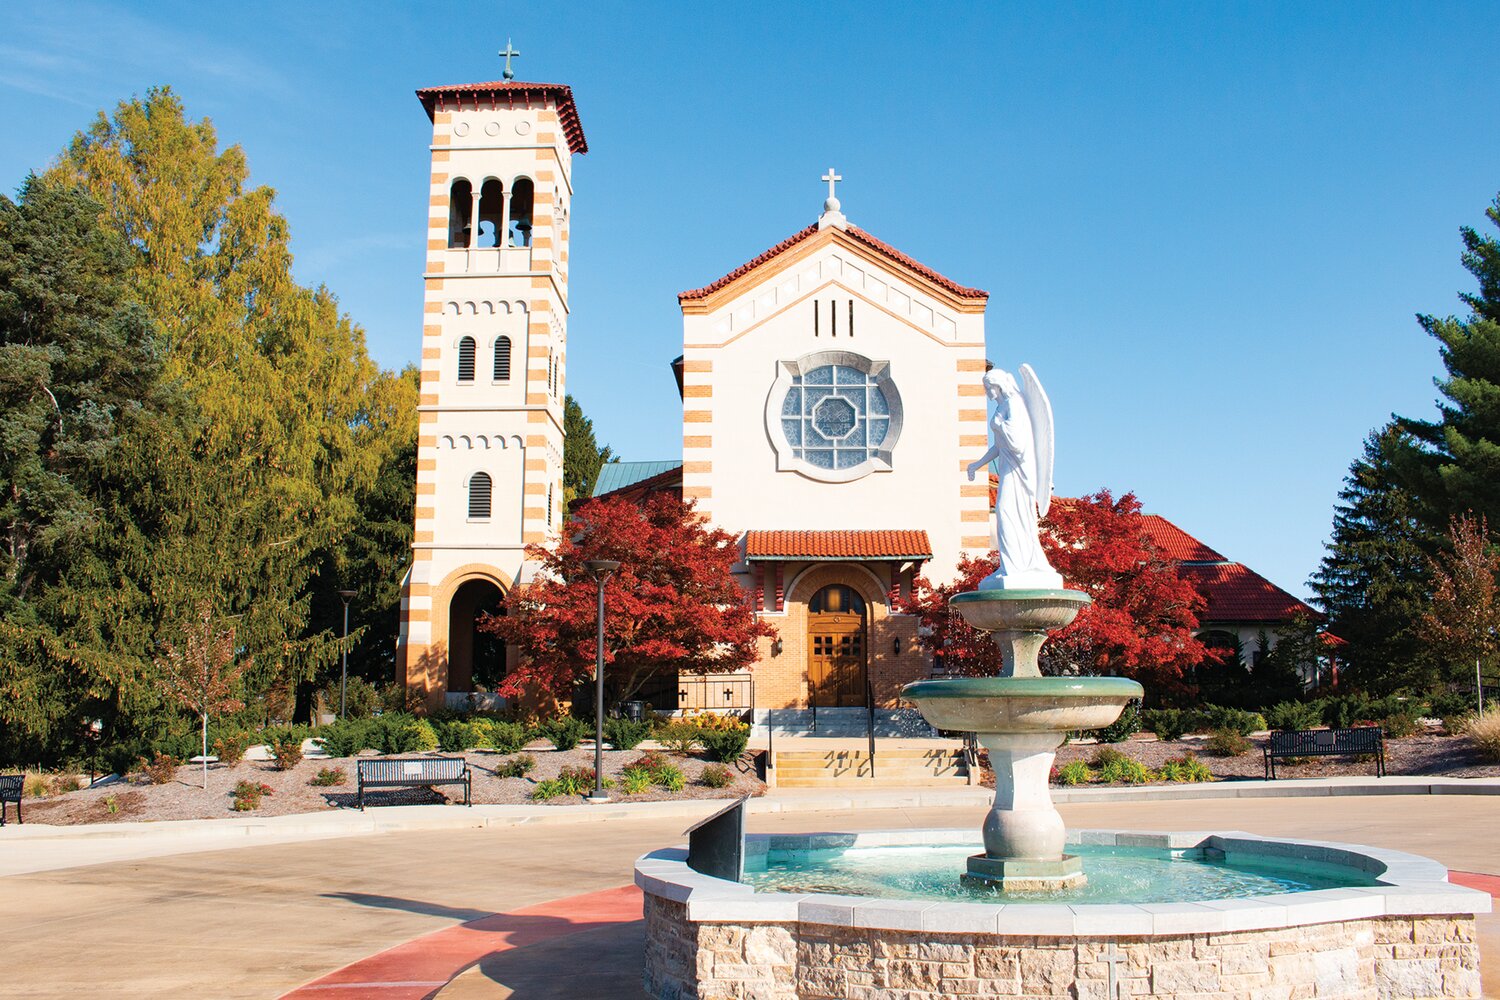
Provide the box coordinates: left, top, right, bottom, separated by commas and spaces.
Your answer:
807, 584, 867, 708
447, 578, 506, 694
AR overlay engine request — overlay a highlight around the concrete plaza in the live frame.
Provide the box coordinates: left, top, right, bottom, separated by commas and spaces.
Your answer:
0, 793, 1495, 998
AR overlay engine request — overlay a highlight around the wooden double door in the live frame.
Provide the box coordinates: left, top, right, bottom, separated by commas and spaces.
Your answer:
808, 612, 867, 708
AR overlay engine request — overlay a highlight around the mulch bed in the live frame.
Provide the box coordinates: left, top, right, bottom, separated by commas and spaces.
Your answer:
16, 742, 764, 826
1037, 723, 1500, 785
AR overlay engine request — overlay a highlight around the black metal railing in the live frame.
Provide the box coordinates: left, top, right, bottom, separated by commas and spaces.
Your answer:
678, 673, 754, 712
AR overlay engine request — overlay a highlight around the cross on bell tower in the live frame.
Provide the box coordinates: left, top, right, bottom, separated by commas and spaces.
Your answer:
499, 38, 521, 80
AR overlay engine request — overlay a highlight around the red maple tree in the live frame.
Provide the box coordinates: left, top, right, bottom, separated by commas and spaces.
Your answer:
479, 494, 777, 704
902, 490, 1211, 697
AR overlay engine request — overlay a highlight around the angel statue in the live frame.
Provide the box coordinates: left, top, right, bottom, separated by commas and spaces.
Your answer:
966, 364, 1064, 590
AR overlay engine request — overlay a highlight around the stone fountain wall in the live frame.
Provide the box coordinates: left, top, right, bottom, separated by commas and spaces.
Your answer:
644, 893, 1480, 999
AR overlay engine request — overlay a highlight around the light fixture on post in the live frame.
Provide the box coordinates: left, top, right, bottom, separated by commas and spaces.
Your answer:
583, 559, 621, 803
771, 637, 783, 658
337, 590, 357, 720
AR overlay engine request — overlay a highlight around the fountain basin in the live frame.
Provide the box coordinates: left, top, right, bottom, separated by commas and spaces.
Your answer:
637, 828, 1489, 999
902, 675, 1143, 733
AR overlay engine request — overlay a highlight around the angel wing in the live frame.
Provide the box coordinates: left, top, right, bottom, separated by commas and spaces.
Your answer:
1019, 364, 1054, 518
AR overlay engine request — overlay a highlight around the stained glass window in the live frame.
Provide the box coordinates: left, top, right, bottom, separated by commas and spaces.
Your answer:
780, 364, 892, 471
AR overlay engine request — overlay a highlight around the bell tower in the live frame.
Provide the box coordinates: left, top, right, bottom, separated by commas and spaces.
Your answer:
398, 60, 587, 710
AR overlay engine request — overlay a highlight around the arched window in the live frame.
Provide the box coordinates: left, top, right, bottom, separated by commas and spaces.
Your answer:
508, 177, 535, 247
468, 472, 492, 519
477, 179, 504, 247
493, 336, 512, 381
457, 336, 476, 382
447, 179, 473, 248
809, 585, 866, 617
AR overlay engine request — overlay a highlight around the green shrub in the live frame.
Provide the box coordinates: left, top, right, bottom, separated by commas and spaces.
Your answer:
1055, 760, 1094, 786
604, 717, 653, 751
310, 767, 346, 787
555, 764, 612, 796
621, 770, 653, 794
656, 720, 702, 754
1316, 694, 1373, 730
699, 726, 750, 763
539, 715, 592, 751
1200, 705, 1266, 735
1265, 701, 1322, 732
269, 734, 304, 771
1204, 728, 1251, 757
1088, 746, 1128, 769
438, 719, 492, 752
653, 762, 686, 791
1461, 710, 1500, 761
486, 721, 530, 754
700, 763, 734, 788
319, 676, 382, 720
1158, 753, 1213, 783
1097, 754, 1153, 784
399, 718, 440, 753
1428, 689, 1476, 721
1092, 701, 1141, 743
1142, 708, 1191, 742
1380, 712, 1420, 738
530, 779, 565, 801
495, 754, 536, 778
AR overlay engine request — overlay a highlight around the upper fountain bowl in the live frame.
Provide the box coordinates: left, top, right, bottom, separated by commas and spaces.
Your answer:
950, 588, 1091, 632
902, 675, 1143, 733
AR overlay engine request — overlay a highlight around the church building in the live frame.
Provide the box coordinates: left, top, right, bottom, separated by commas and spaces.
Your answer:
395, 67, 1323, 714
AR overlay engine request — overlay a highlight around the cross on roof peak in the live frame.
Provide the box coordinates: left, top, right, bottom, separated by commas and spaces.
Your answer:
818, 167, 847, 230
499, 38, 521, 81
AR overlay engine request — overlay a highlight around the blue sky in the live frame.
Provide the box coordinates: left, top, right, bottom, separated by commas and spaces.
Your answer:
3, 2, 1499, 601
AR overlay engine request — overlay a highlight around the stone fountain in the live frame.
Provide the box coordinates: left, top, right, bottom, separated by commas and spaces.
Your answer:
633, 362, 1488, 1000
903, 363, 1141, 890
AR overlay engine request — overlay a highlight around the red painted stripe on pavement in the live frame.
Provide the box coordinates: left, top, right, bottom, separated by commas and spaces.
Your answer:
280, 884, 643, 1000
1451, 871, 1500, 897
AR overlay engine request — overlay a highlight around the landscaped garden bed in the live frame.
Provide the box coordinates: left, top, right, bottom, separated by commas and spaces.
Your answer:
14, 740, 765, 825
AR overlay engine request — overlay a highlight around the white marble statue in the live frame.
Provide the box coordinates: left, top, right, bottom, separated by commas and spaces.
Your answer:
966, 365, 1064, 590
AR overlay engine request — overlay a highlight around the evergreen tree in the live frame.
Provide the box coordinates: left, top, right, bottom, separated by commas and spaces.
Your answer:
1310, 426, 1435, 694
1397, 194, 1500, 526
562, 394, 615, 506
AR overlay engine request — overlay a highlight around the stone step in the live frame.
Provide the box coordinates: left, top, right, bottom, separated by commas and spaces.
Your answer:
774, 773, 972, 788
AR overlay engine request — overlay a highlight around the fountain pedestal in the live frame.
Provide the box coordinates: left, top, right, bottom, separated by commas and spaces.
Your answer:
903, 589, 1142, 890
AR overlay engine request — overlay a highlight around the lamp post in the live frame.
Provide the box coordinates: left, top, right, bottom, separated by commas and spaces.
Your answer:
337, 589, 357, 720
583, 559, 621, 803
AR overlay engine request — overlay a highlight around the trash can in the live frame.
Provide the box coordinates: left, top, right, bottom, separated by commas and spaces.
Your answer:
623, 700, 645, 722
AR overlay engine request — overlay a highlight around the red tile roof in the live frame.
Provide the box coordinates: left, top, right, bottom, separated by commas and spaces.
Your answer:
678, 224, 988, 303
744, 530, 933, 561
1178, 562, 1320, 624
1140, 514, 1227, 562
415, 81, 587, 154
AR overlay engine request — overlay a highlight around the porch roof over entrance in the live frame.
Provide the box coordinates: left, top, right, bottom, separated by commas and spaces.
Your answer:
744, 529, 932, 562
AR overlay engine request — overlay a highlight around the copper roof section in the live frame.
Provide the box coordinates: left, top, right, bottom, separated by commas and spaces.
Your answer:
744, 529, 933, 561
679, 224, 988, 303
415, 81, 587, 154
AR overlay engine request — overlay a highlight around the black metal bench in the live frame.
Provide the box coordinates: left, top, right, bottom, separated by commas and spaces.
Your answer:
0, 774, 21, 825
1263, 727, 1385, 779
355, 757, 471, 810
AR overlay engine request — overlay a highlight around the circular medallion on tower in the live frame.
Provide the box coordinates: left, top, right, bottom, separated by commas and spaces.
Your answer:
453, 122, 470, 137
484, 121, 502, 136
764, 351, 903, 482
515, 121, 532, 136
